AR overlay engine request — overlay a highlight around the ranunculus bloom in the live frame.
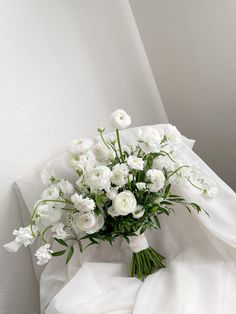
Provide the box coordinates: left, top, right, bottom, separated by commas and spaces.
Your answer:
86, 166, 112, 192
111, 163, 129, 186
113, 190, 137, 216
41, 185, 60, 200
71, 193, 95, 212
72, 212, 104, 234
68, 138, 93, 155
110, 109, 131, 129
127, 155, 144, 170
138, 127, 161, 153
58, 179, 74, 195
146, 169, 165, 192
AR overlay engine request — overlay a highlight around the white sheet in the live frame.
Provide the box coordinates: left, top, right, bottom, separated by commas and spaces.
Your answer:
16, 125, 236, 314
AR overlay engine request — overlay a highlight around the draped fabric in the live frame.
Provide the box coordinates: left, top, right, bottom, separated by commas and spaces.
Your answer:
16, 124, 236, 314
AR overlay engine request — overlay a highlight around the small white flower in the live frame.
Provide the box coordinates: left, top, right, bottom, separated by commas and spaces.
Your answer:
127, 156, 144, 171
133, 205, 145, 219
106, 187, 118, 201
71, 193, 95, 212
163, 124, 182, 147
94, 142, 115, 162
138, 127, 161, 153
110, 109, 131, 129
112, 190, 137, 216
69, 151, 96, 172
111, 163, 129, 187
76, 176, 88, 193
35, 244, 53, 265
146, 169, 165, 192
68, 138, 93, 155
41, 169, 57, 185
152, 155, 175, 171
86, 166, 112, 192
58, 179, 74, 194
36, 203, 62, 225
72, 212, 104, 234
136, 182, 146, 191
203, 186, 218, 198
41, 185, 60, 200
52, 223, 68, 240
4, 225, 36, 252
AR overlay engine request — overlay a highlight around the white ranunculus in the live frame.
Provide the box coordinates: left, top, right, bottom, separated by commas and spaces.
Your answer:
86, 166, 112, 192
94, 142, 115, 162
164, 124, 182, 147
72, 212, 104, 234
113, 190, 137, 216
69, 151, 96, 172
106, 187, 118, 201
41, 185, 60, 200
68, 138, 93, 155
138, 127, 161, 153
41, 168, 57, 185
152, 155, 175, 171
133, 205, 145, 219
4, 225, 36, 252
52, 223, 68, 240
37, 203, 62, 225
35, 244, 53, 265
58, 179, 74, 195
127, 156, 144, 170
146, 169, 165, 192
136, 182, 147, 191
110, 109, 131, 129
71, 193, 95, 212
111, 163, 129, 187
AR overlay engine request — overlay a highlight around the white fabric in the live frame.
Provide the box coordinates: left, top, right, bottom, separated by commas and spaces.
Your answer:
128, 234, 149, 253
16, 124, 236, 314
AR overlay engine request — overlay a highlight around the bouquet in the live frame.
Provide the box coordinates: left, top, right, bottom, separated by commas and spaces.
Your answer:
4, 109, 217, 280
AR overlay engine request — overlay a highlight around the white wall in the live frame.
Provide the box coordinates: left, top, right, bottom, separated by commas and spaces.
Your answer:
130, 0, 236, 190
0, 1, 167, 313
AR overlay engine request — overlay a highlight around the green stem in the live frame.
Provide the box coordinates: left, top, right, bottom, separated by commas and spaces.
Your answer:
167, 165, 189, 180
116, 129, 124, 162
186, 177, 205, 191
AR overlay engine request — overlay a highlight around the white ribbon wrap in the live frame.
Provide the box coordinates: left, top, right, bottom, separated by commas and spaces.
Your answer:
128, 233, 149, 253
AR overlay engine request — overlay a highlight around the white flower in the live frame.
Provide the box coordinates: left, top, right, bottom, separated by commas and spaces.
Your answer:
41, 185, 60, 200
41, 168, 57, 185
86, 166, 112, 192
68, 138, 93, 155
138, 127, 161, 153
94, 142, 115, 162
203, 186, 218, 198
113, 190, 137, 216
4, 225, 36, 252
111, 163, 129, 187
76, 176, 88, 194
136, 182, 146, 191
69, 151, 96, 172
146, 169, 165, 192
127, 156, 144, 170
72, 212, 104, 234
133, 205, 145, 219
36, 203, 62, 225
71, 193, 95, 212
152, 155, 175, 171
58, 179, 74, 194
106, 187, 118, 201
164, 124, 182, 147
110, 109, 131, 129
35, 244, 53, 265
52, 223, 68, 240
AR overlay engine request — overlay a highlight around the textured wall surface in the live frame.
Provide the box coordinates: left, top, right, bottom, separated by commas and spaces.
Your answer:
0, 1, 166, 313
130, 0, 236, 190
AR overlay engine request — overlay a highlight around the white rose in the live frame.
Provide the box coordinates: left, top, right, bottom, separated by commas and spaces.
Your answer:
86, 166, 112, 192
127, 156, 144, 170
72, 212, 104, 234
71, 193, 95, 212
113, 190, 137, 216
52, 223, 68, 240
94, 142, 115, 162
4, 225, 37, 252
69, 151, 96, 172
41, 185, 60, 200
41, 168, 57, 185
58, 179, 74, 194
35, 244, 53, 265
68, 138, 93, 155
36, 203, 62, 225
111, 163, 129, 187
110, 109, 131, 129
133, 205, 145, 219
138, 127, 161, 153
136, 182, 146, 191
146, 169, 165, 192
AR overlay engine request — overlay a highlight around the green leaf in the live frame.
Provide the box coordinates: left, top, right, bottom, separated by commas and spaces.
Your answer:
52, 250, 66, 256
54, 238, 68, 247
191, 203, 202, 213
164, 184, 171, 197
66, 246, 74, 264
